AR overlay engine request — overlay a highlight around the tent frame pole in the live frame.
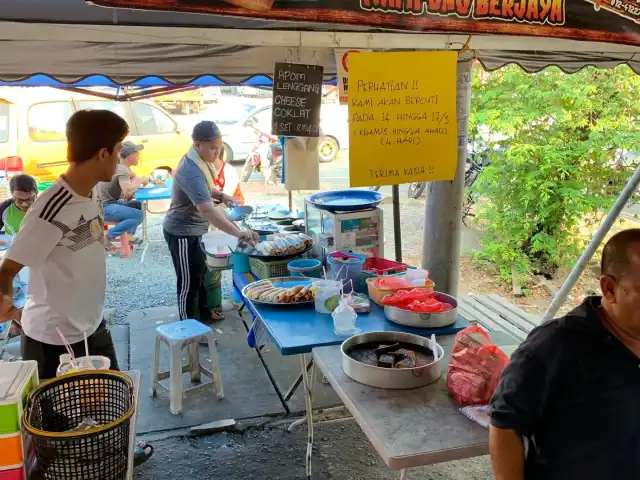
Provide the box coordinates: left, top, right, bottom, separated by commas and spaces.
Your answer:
541, 165, 640, 322
420, 57, 472, 296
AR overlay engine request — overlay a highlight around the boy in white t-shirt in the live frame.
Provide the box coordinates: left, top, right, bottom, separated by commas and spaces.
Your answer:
0, 109, 128, 378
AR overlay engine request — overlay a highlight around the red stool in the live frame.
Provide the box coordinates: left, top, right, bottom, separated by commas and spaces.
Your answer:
103, 222, 131, 258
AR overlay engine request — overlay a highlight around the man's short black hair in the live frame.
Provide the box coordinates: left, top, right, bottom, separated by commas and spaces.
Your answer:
66, 110, 129, 164
9, 174, 37, 194
601, 229, 640, 278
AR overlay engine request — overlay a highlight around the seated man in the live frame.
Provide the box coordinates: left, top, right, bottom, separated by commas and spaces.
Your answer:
98, 141, 147, 244
0, 174, 38, 234
489, 228, 640, 480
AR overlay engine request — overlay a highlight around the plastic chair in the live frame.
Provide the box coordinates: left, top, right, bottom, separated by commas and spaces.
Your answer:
103, 223, 131, 257
151, 319, 224, 415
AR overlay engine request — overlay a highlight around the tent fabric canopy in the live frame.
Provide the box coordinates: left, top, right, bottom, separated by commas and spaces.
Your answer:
0, 0, 638, 85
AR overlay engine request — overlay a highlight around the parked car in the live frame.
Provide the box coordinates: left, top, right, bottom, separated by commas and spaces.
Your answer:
0, 87, 192, 182
153, 89, 204, 115
214, 102, 348, 164
201, 87, 221, 105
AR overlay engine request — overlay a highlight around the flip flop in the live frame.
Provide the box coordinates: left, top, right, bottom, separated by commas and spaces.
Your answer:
210, 310, 225, 322
133, 441, 154, 467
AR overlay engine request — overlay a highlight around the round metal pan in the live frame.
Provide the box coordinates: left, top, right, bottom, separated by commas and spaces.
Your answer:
341, 331, 444, 389
383, 292, 458, 329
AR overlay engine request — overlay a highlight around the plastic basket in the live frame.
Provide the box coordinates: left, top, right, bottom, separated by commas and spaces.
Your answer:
365, 276, 435, 306
362, 257, 409, 276
23, 370, 134, 480
249, 256, 299, 279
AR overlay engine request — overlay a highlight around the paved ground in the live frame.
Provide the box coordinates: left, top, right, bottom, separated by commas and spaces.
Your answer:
135, 422, 493, 480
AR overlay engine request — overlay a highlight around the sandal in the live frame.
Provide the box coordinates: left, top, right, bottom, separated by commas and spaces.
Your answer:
133, 441, 154, 467
210, 310, 225, 322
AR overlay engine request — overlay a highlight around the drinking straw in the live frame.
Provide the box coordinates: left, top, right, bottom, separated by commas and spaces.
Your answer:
322, 265, 327, 280
84, 332, 90, 358
56, 327, 75, 360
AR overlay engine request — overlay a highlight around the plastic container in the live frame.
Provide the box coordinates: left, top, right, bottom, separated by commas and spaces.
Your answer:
366, 276, 435, 306
362, 257, 409, 276
288, 258, 322, 278
201, 231, 237, 269
332, 297, 358, 336
312, 279, 342, 314
233, 251, 251, 274
327, 252, 365, 293
249, 256, 296, 279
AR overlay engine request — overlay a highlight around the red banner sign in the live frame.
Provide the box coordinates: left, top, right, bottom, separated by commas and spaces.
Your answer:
90, 0, 640, 46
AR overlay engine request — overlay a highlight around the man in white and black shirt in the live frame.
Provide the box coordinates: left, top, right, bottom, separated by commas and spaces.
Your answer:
0, 109, 127, 379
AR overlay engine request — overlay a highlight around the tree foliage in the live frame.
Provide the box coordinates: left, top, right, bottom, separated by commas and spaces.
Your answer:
469, 64, 640, 282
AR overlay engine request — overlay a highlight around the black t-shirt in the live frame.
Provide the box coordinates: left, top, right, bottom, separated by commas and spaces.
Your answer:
490, 297, 640, 479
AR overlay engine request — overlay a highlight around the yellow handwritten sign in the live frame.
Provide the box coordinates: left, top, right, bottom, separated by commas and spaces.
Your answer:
348, 51, 458, 188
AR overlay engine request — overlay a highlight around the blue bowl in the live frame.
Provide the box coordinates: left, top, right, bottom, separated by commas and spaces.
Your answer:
288, 258, 322, 278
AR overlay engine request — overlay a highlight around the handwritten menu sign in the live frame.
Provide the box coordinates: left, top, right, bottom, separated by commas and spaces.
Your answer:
272, 63, 323, 138
348, 51, 458, 188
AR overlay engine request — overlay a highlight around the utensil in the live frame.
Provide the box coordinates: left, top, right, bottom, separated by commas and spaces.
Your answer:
383, 292, 458, 329
341, 331, 444, 389
226, 205, 254, 222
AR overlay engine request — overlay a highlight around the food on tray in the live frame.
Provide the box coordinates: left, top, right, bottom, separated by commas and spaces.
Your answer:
382, 288, 436, 308
239, 233, 312, 257
382, 289, 453, 312
245, 281, 314, 303
373, 277, 414, 289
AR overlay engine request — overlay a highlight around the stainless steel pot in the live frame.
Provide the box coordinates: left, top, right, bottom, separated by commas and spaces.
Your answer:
341, 331, 444, 389
384, 292, 457, 329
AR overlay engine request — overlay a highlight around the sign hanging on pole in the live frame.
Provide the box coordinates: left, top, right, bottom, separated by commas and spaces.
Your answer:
348, 51, 458, 188
335, 49, 371, 105
271, 62, 323, 138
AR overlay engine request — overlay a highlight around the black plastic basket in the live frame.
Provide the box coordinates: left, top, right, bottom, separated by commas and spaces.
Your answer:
23, 370, 134, 480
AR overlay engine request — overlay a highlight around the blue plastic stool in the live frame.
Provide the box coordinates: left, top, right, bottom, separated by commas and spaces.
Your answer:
151, 319, 224, 415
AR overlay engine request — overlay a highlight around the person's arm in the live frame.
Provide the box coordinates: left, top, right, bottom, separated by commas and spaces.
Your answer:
0, 258, 22, 322
490, 426, 525, 480
118, 177, 146, 201
0, 199, 14, 234
489, 324, 563, 480
176, 171, 255, 241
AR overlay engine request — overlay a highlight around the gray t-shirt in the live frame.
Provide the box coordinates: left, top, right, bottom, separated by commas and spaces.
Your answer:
163, 154, 212, 237
97, 164, 130, 204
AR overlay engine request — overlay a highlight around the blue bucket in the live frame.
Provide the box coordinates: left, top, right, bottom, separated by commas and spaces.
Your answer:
233, 251, 251, 274
288, 258, 322, 278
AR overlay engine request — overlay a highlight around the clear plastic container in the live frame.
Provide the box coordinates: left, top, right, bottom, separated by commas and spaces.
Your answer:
312, 279, 341, 314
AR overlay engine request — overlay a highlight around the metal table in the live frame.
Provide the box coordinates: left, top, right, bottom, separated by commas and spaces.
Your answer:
311, 331, 519, 479
134, 184, 173, 263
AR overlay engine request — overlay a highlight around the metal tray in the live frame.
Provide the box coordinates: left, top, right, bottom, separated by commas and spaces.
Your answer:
383, 292, 458, 329
341, 331, 444, 389
242, 277, 315, 306
245, 243, 313, 260
307, 190, 384, 212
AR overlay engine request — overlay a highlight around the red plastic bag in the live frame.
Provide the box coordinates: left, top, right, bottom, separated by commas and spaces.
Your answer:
446, 326, 510, 406
405, 299, 454, 313
381, 288, 435, 307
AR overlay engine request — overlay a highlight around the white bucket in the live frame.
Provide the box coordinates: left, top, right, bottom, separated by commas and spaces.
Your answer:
312, 280, 342, 314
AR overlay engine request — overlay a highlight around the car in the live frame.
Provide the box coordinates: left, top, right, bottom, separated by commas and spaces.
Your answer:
0, 87, 192, 182
214, 102, 348, 164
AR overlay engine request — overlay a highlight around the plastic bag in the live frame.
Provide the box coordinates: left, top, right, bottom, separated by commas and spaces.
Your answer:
446, 326, 510, 406
405, 299, 453, 313
381, 288, 435, 307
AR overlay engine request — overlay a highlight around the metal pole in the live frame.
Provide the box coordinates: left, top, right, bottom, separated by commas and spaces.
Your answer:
288, 190, 293, 212
541, 165, 640, 322
421, 57, 472, 296
392, 184, 402, 262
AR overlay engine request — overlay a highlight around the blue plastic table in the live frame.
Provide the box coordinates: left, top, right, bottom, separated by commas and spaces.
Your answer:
135, 182, 173, 262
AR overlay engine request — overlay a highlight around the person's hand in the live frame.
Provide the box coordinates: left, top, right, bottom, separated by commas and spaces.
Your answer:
141, 176, 151, 185
0, 293, 18, 324
238, 230, 259, 246
221, 193, 238, 207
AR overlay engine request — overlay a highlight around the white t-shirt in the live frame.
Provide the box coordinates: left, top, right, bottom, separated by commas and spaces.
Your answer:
6, 177, 106, 345
220, 163, 239, 198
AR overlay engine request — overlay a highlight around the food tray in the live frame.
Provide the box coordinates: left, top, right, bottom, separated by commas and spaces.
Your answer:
242, 277, 315, 306
384, 292, 458, 329
250, 256, 298, 279
307, 190, 384, 212
246, 243, 313, 261
362, 257, 409, 276
366, 277, 435, 306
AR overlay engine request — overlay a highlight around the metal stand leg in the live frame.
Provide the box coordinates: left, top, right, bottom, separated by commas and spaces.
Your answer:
140, 201, 150, 263
284, 357, 314, 402
300, 353, 314, 479
400, 469, 408, 480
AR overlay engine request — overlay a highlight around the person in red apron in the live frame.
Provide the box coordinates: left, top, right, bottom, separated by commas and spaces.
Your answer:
214, 149, 244, 205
